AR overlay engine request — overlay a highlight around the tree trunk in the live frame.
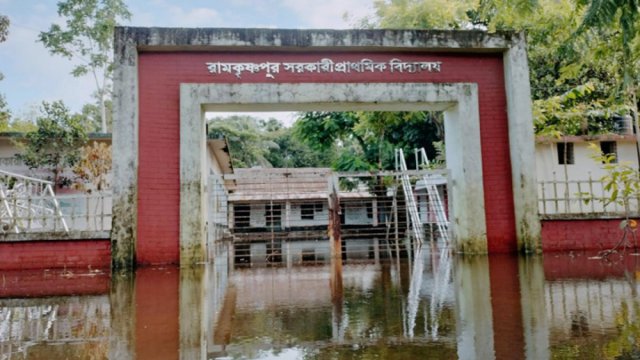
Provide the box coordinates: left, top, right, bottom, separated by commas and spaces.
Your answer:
100, 89, 107, 133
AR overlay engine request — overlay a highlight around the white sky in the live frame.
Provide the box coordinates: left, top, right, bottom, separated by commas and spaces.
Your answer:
0, 0, 376, 126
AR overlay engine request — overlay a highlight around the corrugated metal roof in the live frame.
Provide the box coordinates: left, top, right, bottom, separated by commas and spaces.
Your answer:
227, 167, 373, 201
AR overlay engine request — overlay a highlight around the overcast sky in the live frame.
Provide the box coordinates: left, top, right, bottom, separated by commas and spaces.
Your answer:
0, 0, 375, 124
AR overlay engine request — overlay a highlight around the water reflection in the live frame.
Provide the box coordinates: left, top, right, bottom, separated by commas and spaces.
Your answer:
1, 244, 640, 359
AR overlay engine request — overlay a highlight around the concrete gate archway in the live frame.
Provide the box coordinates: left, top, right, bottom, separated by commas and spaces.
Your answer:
112, 28, 540, 269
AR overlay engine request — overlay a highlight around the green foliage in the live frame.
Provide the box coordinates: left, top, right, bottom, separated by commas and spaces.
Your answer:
15, 101, 88, 187
1, 118, 37, 133
533, 82, 621, 136
0, 14, 8, 42
208, 115, 276, 168
577, 0, 639, 58
208, 115, 330, 169
367, 0, 640, 136
38, 0, 130, 132
294, 111, 443, 171
79, 98, 113, 133
430, 140, 446, 169
369, 0, 479, 29
263, 126, 333, 168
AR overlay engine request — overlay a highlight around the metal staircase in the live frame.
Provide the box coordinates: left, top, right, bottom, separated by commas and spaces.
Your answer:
416, 148, 449, 243
395, 149, 424, 245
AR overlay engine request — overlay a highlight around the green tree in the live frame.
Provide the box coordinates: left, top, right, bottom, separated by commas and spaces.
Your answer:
208, 115, 279, 168
16, 101, 88, 188
293, 111, 443, 171
79, 97, 113, 132
366, 0, 638, 136
38, 0, 130, 133
263, 125, 333, 168
3, 118, 37, 133
574, 0, 640, 138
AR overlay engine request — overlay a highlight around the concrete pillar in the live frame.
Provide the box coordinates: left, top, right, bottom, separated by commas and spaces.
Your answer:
444, 84, 488, 253
111, 28, 139, 270
505, 32, 542, 254
180, 85, 208, 265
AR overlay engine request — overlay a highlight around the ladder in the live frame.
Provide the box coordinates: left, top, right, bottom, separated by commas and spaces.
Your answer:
395, 149, 424, 245
416, 148, 449, 243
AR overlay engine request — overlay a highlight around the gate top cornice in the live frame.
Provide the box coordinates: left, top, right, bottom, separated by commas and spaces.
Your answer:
115, 27, 520, 53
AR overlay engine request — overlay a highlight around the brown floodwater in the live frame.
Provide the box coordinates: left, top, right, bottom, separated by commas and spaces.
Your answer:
1, 242, 640, 359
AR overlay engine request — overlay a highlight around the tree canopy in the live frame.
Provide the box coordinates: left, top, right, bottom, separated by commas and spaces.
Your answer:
364, 0, 639, 136
294, 111, 443, 171
16, 101, 88, 188
38, 0, 130, 133
207, 115, 332, 169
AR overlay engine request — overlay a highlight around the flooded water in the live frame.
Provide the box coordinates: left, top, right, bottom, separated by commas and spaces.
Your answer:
2, 242, 640, 359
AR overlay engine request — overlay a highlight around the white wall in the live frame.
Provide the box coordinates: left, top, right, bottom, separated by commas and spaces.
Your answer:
536, 140, 639, 182
536, 139, 640, 214
233, 200, 378, 228
343, 200, 374, 225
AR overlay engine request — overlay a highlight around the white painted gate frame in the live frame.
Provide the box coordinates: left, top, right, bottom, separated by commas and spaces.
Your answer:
181, 82, 487, 263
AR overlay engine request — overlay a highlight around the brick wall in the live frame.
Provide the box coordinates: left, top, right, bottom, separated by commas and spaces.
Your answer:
0, 240, 111, 270
541, 219, 633, 252
137, 51, 517, 263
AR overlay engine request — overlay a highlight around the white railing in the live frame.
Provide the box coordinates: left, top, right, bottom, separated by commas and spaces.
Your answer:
0, 170, 112, 234
0, 170, 68, 233
56, 192, 112, 232
538, 175, 640, 217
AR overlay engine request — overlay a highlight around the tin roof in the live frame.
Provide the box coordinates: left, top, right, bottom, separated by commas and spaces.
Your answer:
227, 168, 373, 202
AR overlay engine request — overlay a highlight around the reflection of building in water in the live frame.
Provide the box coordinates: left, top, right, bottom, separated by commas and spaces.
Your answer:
0, 296, 110, 359
210, 252, 457, 359
545, 278, 640, 343
231, 264, 381, 310
233, 239, 390, 267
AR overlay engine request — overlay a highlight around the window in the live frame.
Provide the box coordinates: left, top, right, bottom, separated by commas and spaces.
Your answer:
266, 204, 282, 228
233, 204, 250, 228
301, 203, 315, 220
301, 202, 323, 220
600, 141, 617, 163
557, 143, 574, 165
366, 202, 373, 219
